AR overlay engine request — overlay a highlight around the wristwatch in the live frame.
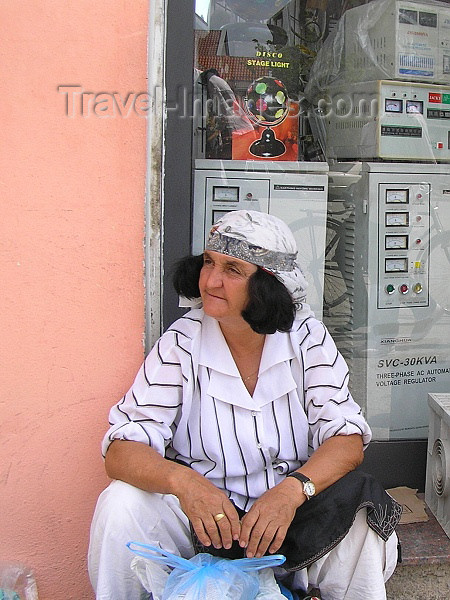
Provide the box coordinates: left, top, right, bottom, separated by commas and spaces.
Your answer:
287, 471, 316, 500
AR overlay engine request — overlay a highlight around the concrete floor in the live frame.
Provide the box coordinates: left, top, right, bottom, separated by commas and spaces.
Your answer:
386, 563, 450, 599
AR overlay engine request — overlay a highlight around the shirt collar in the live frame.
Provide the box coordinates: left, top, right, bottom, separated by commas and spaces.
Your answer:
199, 314, 297, 374
259, 328, 296, 374
198, 314, 298, 409
198, 314, 240, 376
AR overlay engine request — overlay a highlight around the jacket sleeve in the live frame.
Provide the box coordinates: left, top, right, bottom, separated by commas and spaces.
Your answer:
101, 330, 184, 458
301, 320, 372, 452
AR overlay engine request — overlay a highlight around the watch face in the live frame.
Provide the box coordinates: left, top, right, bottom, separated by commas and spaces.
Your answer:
304, 481, 316, 497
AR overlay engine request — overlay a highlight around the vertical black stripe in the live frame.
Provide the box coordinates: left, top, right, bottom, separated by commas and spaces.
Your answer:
230, 405, 250, 501
270, 402, 281, 460
198, 380, 218, 477
212, 396, 227, 479
252, 413, 270, 492
286, 392, 300, 460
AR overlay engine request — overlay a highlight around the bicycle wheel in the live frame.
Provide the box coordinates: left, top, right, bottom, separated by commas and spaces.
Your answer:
288, 214, 327, 313
323, 217, 349, 311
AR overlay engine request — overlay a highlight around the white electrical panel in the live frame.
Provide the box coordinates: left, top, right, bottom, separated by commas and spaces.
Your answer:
324, 162, 450, 440
322, 80, 450, 161
343, 0, 450, 84
193, 160, 329, 319
377, 181, 430, 309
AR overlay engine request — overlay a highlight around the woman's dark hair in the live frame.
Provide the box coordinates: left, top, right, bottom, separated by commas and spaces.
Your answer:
242, 267, 296, 334
172, 254, 203, 299
173, 254, 296, 334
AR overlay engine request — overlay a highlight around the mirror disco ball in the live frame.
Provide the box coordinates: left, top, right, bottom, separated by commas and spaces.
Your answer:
246, 76, 289, 126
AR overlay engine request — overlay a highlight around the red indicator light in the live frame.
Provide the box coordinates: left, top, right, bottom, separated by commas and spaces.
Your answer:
399, 284, 409, 294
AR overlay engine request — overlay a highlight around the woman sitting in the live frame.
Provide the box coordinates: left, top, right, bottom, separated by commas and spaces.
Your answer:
88, 210, 400, 600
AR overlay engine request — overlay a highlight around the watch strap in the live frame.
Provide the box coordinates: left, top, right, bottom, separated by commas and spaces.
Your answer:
287, 471, 316, 500
287, 471, 310, 484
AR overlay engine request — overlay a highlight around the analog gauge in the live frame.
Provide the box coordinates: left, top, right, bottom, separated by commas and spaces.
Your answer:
385, 212, 409, 226
406, 100, 423, 114
212, 210, 230, 223
386, 189, 409, 203
385, 258, 408, 273
212, 186, 239, 202
385, 98, 403, 113
419, 12, 437, 28
385, 235, 408, 249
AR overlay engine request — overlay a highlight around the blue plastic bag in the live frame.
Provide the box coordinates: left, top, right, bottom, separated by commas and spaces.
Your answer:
127, 542, 286, 600
0, 592, 20, 600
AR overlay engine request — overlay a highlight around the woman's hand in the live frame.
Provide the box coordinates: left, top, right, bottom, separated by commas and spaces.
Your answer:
175, 469, 241, 551
239, 478, 304, 558
105, 440, 241, 550
238, 434, 365, 558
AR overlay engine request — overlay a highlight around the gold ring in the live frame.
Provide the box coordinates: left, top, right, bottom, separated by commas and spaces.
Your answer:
213, 512, 226, 522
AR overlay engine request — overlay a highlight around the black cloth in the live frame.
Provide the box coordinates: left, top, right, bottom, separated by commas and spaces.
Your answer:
192, 470, 402, 570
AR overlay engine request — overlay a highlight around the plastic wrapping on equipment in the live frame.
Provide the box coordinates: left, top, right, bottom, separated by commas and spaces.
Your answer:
305, 0, 450, 101
0, 562, 38, 600
304, 0, 450, 162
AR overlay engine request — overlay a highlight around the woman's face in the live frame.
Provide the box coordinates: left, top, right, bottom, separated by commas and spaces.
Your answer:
199, 250, 257, 325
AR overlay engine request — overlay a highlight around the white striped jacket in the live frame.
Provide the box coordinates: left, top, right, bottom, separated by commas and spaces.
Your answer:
103, 309, 371, 511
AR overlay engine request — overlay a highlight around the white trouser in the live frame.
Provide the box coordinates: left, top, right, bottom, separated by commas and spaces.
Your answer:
88, 480, 398, 600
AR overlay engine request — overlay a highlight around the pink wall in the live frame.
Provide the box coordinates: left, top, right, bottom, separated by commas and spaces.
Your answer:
0, 2, 149, 598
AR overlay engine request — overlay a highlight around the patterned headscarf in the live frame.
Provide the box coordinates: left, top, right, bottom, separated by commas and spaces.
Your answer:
181, 210, 313, 319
